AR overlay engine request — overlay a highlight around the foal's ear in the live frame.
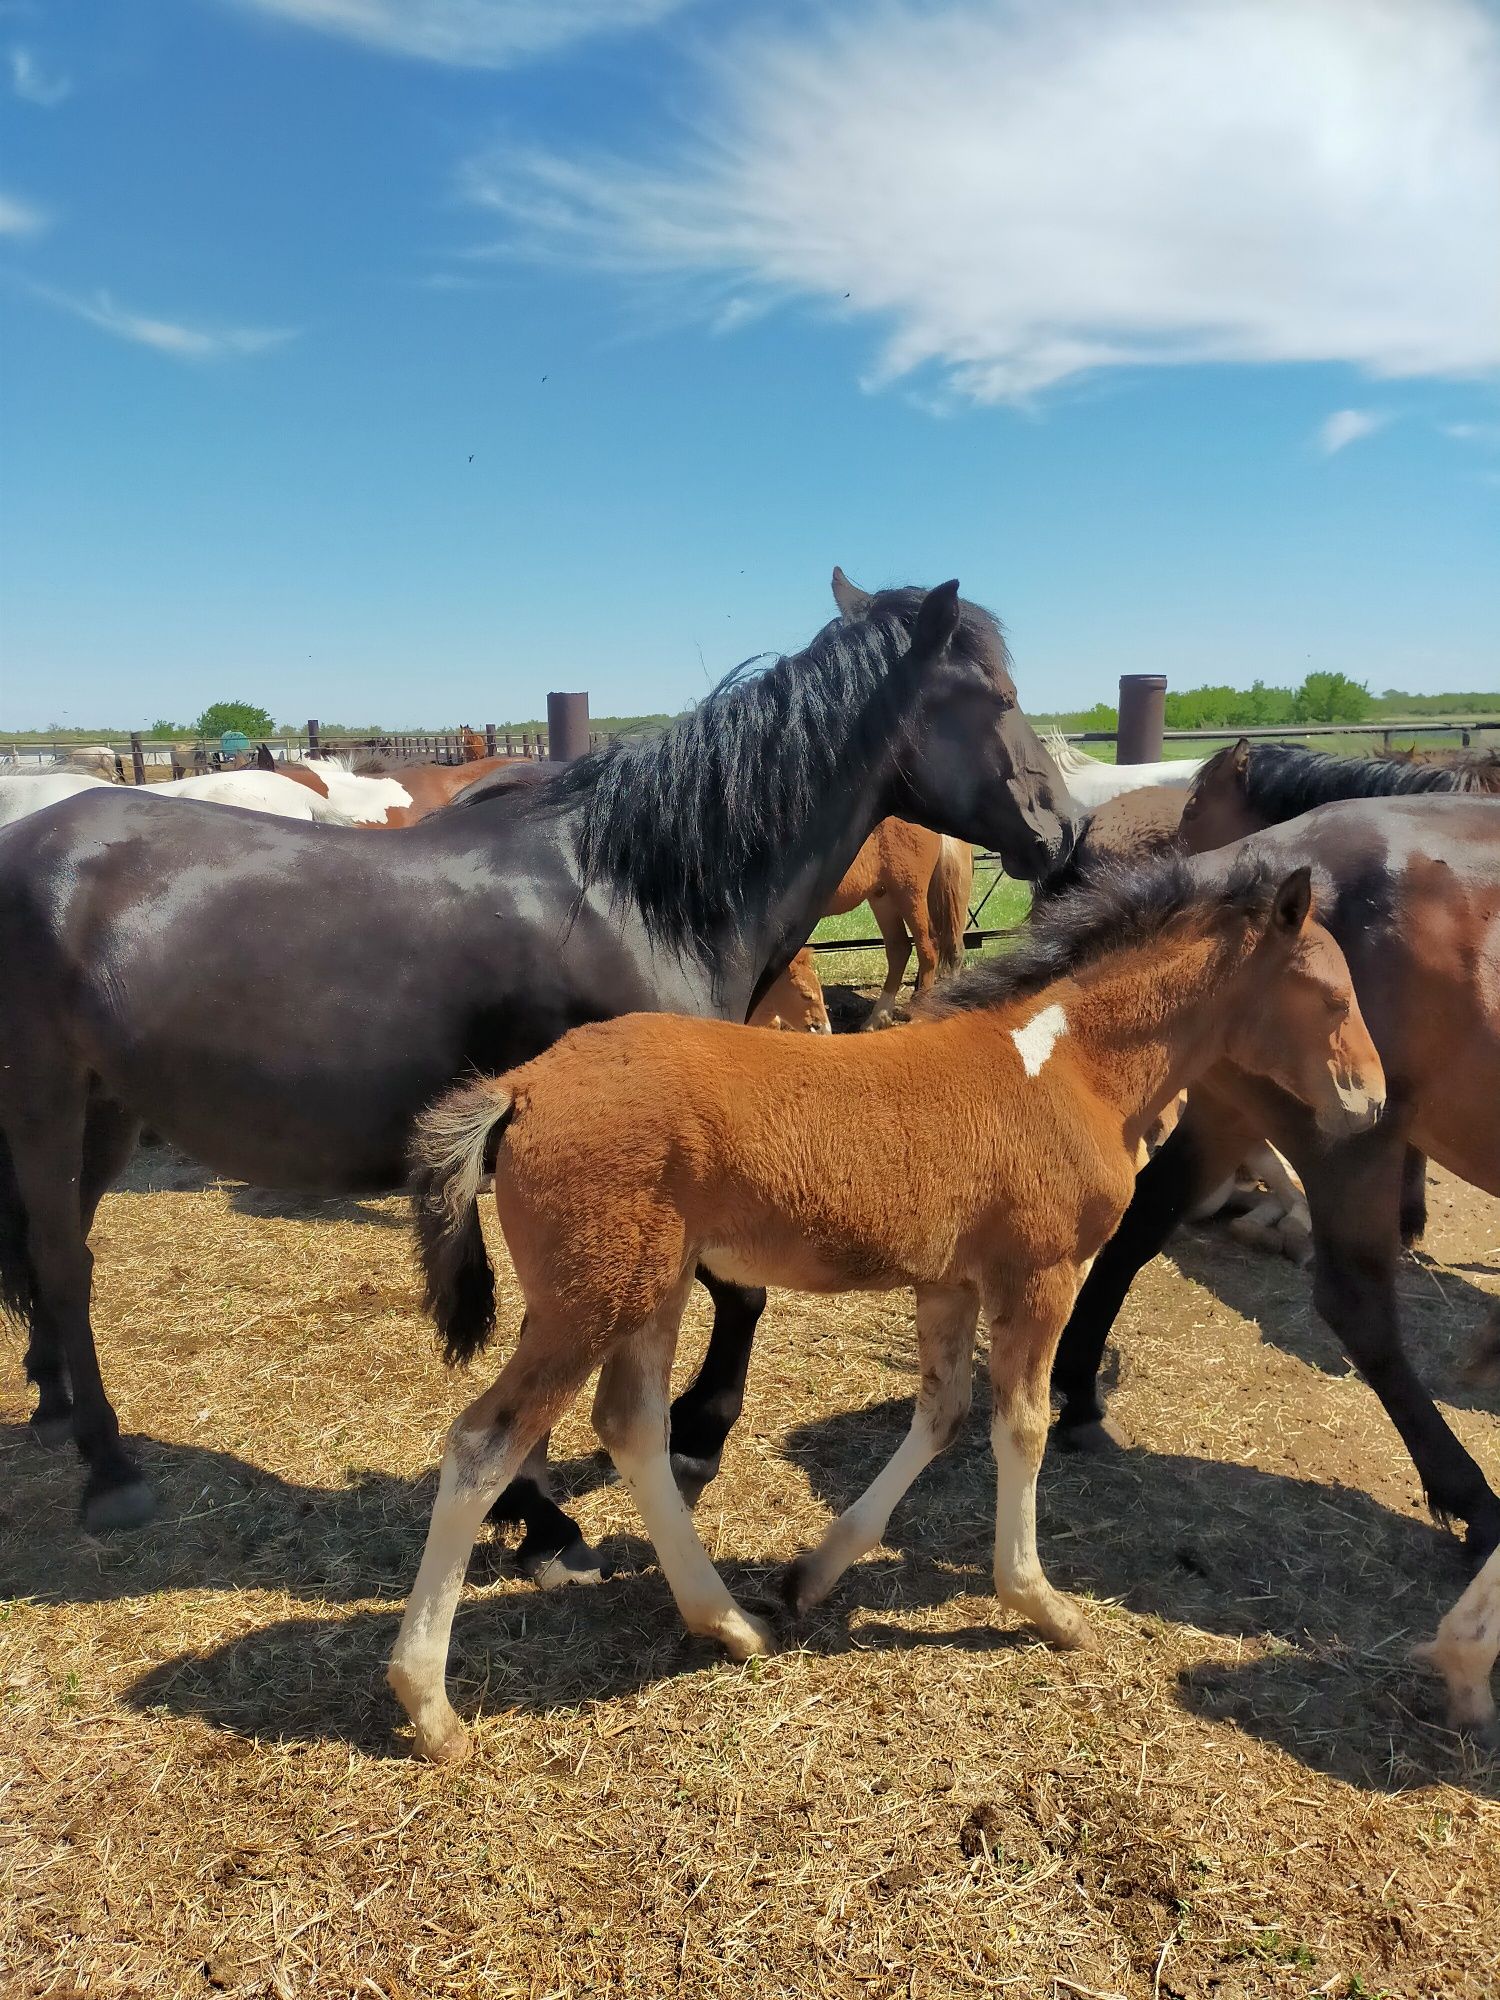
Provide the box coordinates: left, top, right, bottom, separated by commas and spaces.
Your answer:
1229, 736, 1251, 780
1270, 866, 1313, 936
908, 578, 961, 662
831, 566, 874, 620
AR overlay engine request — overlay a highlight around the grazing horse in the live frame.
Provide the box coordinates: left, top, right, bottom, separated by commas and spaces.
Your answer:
1417, 1545, 1500, 1738
820, 820, 973, 1026
393, 856, 1381, 1761
275, 753, 527, 827
748, 948, 831, 1032
1049, 795, 1500, 1565
0, 576, 1080, 1558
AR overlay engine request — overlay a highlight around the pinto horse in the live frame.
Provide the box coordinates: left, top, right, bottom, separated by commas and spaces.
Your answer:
275, 752, 526, 827
1049, 794, 1500, 1565
0, 576, 1080, 1556
392, 856, 1381, 1761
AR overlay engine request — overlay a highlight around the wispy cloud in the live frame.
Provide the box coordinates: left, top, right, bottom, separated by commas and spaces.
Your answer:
9, 44, 71, 105
0, 188, 49, 236
1442, 420, 1500, 447
220, 0, 687, 67
462, 0, 1500, 404
21, 281, 296, 359
1317, 409, 1388, 456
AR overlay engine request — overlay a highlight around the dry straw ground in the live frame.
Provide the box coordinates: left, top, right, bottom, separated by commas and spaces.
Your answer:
2, 1142, 1497, 2000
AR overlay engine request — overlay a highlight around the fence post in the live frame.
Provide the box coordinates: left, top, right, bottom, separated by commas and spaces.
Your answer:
307, 718, 321, 757
484, 723, 498, 756
129, 733, 146, 784
1116, 674, 1166, 764
547, 691, 590, 762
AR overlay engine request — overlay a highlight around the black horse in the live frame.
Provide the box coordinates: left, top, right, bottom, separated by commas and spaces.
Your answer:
0, 573, 1080, 1558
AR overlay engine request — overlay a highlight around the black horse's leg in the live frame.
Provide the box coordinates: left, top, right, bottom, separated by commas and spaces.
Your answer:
3, 1076, 151, 1529
1051, 1094, 1256, 1449
1399, 1146, 1429, 1247
668, 1273, 768, 1505
25, 1093, 141, 1448
486, 1435, 610, 1588
1297, 1128, 1500, 1562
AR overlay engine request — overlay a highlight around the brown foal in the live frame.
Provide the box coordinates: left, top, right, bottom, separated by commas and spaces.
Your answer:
391, 859, 1383, 1763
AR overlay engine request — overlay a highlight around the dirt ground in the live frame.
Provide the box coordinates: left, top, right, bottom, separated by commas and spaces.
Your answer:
2, 1141, 1497, 2000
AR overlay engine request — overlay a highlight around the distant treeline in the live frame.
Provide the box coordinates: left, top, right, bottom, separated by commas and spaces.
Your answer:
1032, 677, 1500, 735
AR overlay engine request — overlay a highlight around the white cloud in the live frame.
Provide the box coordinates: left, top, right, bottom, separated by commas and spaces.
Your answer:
219, 0, 686, 67
0, 188, 49, 235
1316, 409, 1387, 456
22, 282, 296, 359
463, 0, 1500, 403
1442, 420, 1500, 446
9, 45, 72, 105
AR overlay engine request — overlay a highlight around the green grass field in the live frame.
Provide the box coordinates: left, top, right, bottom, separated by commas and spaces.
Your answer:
809, 854, 1033, 988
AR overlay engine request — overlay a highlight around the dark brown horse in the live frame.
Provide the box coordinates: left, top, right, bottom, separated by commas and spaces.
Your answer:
1049, 793, 1500, 1565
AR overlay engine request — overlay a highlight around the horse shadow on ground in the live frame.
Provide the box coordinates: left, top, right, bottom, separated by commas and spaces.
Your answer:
8, 1398, 1493, 1790
1164, 1222, 1500, 1416
112, 1146, 406, 1228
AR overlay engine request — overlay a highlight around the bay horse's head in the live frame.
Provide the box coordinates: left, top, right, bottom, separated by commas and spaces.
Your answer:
1178, 738, 1262, 851
1219, 866, 1385, 1139
832, 567, 1082, 880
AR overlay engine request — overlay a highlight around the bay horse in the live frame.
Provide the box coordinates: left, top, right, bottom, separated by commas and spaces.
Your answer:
393, 855, 1381, 1761
0, 575, 1081, 1560
821, 820, 973, 1026
1049, 794, 1500, 1566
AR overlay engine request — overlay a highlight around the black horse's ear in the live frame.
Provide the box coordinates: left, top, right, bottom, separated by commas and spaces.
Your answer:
1271, 865, 1312, 934
908, 579, 961, 662
831, 566, 873, 620
255, 743, 275, 771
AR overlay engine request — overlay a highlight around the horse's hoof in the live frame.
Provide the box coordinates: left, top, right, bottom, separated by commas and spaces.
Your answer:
81, 1479, 156, 1533
670, 1452, 721, 1509
412, 1714, 472, 1766
781, 1555, 822, 1617
526, 1540, 612, 1590
716, 1608, 774, 1662
30, 1412, 75, 1450
1052, 1416, 1126, 1456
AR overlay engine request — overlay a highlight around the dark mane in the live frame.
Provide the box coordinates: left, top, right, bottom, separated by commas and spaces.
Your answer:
1222, 742, 1465, 816
452, 589, 1011, 956
921, 853, 1280, 1016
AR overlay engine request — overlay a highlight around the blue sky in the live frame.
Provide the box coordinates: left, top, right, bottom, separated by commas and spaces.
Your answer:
1, 0, 1497, 732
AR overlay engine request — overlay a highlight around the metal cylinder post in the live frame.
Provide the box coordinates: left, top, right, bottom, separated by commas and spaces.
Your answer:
1116, 674, 1166, 764
547, 691, 590, 762
307, 718, 321, 757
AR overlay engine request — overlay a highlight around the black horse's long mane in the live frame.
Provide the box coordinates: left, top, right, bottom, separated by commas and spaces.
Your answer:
921, 853, 1281, 1015
455, 589, 1010, 956
1222, 741, 1465, 816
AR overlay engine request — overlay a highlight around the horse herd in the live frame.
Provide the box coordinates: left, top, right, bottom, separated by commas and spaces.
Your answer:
1, 572, 1497, 1760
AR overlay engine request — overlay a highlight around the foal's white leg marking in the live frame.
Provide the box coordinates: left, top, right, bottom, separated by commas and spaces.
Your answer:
1414, 1545, 1500, 1734
388, 1428, 529, 1763
611, 1435, 773, 1660
990, 1397, 1093, 1649
1011, 1002, 1068, 1077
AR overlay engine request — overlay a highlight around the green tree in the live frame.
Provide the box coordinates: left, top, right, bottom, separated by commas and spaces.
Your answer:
147, 718, 182, 739
1293, 671, 1372, 724
193, 700, 275, 740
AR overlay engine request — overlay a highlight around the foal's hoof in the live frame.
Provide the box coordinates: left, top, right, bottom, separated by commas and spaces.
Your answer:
30, 1412, 75, 1450
715, 1608, 774, 1662
1052, 1416, 1127, 1457
670, 1451, 721, 1510
525, 1539, 613, 1590
81, 1479, 157, 1533
415, 1718, 472, 1766
780, 1554, 824, 1618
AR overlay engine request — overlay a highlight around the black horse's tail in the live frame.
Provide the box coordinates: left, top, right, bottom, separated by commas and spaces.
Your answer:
409, 1079, 514, 1367
0, 1127, 34, 1330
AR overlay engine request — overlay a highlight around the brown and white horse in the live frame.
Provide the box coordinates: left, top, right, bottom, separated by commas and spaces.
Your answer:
277, 752, 527, 828
391, 856, 1382, 1761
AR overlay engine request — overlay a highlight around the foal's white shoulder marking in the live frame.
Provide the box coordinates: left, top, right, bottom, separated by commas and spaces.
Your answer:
1011, 1002, 1068, 1077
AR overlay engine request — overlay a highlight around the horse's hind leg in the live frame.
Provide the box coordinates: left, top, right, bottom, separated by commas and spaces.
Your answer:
2, 1078, 149, 1529
486, 1432, 611, 1589
24, 1092, 140, 1449
1298, 1127, 1500, 1562
863, 892, 911, 1029
784, 1283, 978, 1614
594, 1284, 772, 1662
668, 1272, 767, 1505
897, 881, 940, 999
390, 1331, 599, 1764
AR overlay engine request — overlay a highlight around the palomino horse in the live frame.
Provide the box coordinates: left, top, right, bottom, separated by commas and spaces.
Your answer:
1419, 1544, 1500, 1737
393, 856, 1381, 1761
820, 821, 972, 1026
748, 948, 830, 1032
1050, 795, 1500, 1566
1042, 733, 1203, 808
0, 576, 1080, 1556
275, 752, 527, 827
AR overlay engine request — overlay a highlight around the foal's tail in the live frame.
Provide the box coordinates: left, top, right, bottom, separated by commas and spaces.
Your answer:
409, 1079, 515, 1368
0, 1127, 33, 1330
927, 836, 973, 977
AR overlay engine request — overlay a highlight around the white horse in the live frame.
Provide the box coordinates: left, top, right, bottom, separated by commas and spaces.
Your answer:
0, 768, 349, 830
1045, 732, 1204, 809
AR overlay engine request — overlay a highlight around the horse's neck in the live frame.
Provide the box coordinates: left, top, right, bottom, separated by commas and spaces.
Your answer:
1047, 935, 1243, 1148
